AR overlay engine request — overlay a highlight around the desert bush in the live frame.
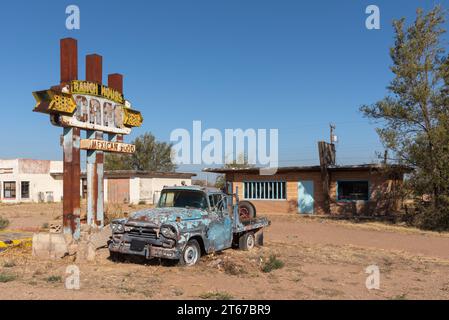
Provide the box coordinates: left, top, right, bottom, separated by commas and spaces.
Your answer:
46, 275, 62, 283
261, 254, 284, 273
413, 201, 449, 231
199, 291, 233, 300
0, 216, 9, 230
0, 273, 17, 283
222, 260, 247, 276
3, 261, 16, 268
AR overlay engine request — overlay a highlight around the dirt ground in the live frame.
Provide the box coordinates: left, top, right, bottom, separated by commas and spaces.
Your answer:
1, 203, 449, 300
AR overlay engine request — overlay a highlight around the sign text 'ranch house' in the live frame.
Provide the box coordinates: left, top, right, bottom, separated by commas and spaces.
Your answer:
71, 80, 124, 104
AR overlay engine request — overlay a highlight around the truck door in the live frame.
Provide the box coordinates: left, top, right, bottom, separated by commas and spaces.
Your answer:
206, 194, 233, 251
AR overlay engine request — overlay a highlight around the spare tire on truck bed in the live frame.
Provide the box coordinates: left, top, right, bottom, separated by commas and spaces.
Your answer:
238, 201, 256, 221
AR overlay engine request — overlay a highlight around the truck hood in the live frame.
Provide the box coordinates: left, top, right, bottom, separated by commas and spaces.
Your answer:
127, 207, 206, 225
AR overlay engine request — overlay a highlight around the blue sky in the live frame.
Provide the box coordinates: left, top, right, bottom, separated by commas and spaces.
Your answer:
0, 0, 447, 177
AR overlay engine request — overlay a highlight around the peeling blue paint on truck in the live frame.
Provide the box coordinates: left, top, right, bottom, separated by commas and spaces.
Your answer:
108, 185, 270, 265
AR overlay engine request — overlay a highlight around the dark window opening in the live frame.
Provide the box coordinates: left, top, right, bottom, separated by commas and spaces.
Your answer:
21, 181, 30, 199
337, 181, 369, 201
4, 181, 16, 199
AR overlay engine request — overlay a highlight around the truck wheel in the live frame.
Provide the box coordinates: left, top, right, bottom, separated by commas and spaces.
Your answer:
179, 239, 201, 266
109, 251, 122, 262
255, 231, 264, 247
239, 232, 255, 251
238, 201, 256, 221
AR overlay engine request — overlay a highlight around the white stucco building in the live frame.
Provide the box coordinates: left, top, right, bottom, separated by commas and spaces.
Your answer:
0, 159, 195, 204
0, 159, 63, 203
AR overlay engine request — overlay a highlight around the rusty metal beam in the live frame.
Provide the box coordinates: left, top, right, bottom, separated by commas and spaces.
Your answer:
60, 38, 78, 84
61, 38, 81, 240
86, 54, 102, 84
108, 73, 123, 93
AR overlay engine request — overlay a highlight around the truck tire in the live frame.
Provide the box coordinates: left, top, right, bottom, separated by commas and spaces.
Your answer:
179, 239, 201, 266
238, 201, 256, 221
255, 231, 264, 247
239, 232, 255, 251
109, 251, 123, 262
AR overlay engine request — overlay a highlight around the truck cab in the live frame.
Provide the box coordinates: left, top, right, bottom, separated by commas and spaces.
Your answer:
108, 185, 270, 266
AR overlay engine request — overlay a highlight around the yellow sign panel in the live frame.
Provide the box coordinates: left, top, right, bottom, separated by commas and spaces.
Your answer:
48, 94, 77, 113
123, 108, 144, 127
80, 139, 136, 153
32, 90, 77, 115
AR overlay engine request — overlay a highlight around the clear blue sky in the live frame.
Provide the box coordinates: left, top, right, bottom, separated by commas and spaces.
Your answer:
0, 0, 447, 177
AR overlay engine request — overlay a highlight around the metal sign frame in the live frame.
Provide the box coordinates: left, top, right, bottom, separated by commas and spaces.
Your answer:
32, 38, 143, 239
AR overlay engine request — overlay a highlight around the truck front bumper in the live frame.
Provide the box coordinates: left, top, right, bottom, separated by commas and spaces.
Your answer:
109, 239, 181, 260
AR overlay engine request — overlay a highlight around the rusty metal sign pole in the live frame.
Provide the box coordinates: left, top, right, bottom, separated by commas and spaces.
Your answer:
96, 135, 104, 227
61, 38, 81, 240
85, 54, 103, 227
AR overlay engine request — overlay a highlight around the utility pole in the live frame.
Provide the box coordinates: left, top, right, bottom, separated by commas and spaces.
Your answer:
317, 123, 337, 215
330, 123, 336, 144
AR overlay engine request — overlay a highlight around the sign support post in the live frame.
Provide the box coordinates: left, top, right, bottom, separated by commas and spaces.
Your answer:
85, 54, 103, 227
61, 38, 81, 240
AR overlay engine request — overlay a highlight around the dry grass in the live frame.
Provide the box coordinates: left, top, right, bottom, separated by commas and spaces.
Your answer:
265, 213, 449, 238
1, 204, 449, 299
0, 216, 9, 230
199, 291, 233, 300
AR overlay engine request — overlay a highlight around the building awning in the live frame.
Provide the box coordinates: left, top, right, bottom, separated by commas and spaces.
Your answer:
51, 170, 196, 179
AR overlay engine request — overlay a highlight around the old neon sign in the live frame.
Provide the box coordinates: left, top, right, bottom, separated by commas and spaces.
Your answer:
33, 80, 143, 135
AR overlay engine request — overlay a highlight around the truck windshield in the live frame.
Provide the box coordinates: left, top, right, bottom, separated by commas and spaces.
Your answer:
158, 190, 208, 210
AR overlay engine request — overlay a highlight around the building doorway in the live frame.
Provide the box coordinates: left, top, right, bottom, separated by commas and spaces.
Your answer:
298, 180, 314, 214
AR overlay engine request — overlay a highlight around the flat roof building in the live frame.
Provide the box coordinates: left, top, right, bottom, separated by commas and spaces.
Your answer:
0, 159, 195, 205
205, 164, 412, 216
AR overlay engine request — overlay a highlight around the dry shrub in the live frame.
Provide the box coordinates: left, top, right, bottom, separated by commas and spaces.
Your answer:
0, 216, 9, 230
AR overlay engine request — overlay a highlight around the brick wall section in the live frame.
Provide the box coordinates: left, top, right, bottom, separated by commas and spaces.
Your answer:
329, 171, 403, 216
227, 169, 403, 216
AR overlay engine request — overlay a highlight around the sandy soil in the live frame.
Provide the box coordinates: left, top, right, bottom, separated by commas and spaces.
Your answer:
0, 204, 449, 300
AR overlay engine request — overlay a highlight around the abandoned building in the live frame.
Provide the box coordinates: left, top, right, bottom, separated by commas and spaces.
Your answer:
205, 164, 411, 216
0, 159, 195, 204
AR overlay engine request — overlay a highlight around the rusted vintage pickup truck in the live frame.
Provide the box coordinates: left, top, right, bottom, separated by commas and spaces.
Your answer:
108, 185, 270, 266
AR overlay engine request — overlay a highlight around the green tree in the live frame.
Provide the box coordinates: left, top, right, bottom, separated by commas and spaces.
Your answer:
214, 153, 255, 190
105, 132, 176, 172
360, 6, 449, 230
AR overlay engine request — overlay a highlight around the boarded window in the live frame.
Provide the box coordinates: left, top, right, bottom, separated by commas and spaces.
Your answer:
21, 181, 30, 199
4, 181, 16, 199
107, 178, 130, 204
243, 181, 286, 200
337, 181, 369, 201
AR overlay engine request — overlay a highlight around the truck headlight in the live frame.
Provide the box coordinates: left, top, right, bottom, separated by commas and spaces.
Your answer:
111, 223, 124, 234
160, 225, 177, 239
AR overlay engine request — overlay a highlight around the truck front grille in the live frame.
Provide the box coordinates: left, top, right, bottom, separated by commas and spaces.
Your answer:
126, 226, 158, 239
